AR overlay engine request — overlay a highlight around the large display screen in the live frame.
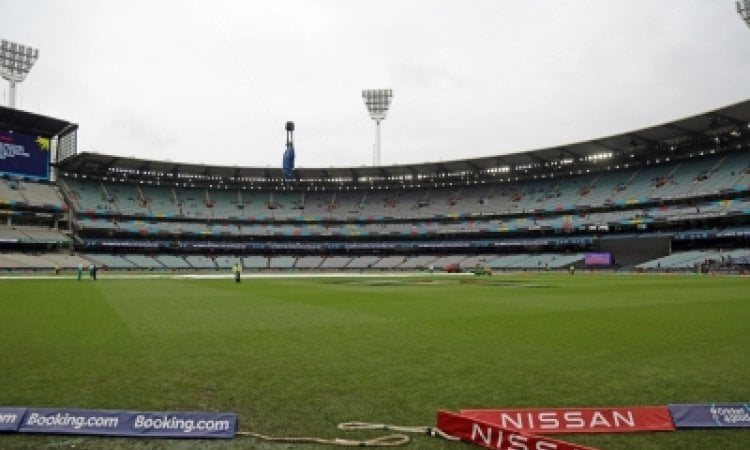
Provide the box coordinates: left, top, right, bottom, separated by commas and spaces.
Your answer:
0, 129, 50, 180
585, 252, 613, 266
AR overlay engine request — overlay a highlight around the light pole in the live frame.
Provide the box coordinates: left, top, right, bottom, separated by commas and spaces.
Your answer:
738, 0, 750, 27
362, 89, 393, 166
0, 39, 39, 108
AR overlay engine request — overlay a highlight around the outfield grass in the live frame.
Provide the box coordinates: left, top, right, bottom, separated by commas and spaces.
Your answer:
0, 273, 748, 449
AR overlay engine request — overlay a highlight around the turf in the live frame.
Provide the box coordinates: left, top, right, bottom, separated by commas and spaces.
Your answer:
0, 273, 748, 449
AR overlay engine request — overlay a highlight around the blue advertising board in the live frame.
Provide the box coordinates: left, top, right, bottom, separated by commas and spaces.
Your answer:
668, 403, 750, 428
0, 407, 26, 431
17, 408, 237, 438
0, 130, 51, 180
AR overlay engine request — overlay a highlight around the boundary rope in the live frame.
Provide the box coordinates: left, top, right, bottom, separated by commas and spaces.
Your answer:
236, 421, 459, 447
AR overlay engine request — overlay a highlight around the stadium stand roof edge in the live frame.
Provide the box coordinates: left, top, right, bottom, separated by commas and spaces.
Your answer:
0, 105, 78, 138
57, 99, 750, 183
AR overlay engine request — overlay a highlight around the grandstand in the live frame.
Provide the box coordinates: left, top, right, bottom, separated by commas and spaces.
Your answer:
2, 101, 750, 273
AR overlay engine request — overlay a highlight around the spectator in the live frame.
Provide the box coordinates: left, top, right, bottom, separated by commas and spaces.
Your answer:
233, 262, 242, 283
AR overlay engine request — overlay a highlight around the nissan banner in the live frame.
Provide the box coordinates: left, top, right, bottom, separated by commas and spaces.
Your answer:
460, 406, 675, 434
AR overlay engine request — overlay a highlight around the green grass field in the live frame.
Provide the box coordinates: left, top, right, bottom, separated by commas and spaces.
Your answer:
0, 272, 748, 449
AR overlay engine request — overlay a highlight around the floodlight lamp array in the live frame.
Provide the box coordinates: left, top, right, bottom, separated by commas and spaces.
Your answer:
739, 0, 750, 27
362, 89, 393, 122
0, 39, 39, 82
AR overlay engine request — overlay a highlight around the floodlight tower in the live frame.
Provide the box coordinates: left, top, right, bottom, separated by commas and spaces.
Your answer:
739, 0, 750, 27
0, 39, 39, 108
362, 89, 393, 166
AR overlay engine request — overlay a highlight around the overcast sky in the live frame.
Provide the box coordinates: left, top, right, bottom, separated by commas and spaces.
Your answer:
1, 0, 749, 169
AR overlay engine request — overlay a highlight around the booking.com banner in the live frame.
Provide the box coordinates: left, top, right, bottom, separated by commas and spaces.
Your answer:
11, 408, 237, 438
0, 130, 51, 180
668, 403, 750, 428
0, 407, 26, 431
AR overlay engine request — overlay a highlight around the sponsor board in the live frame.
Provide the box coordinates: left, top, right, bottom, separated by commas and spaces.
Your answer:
668, 403, 750, 428
17, 408, 237, 438
437, 410, 600, 450
460, 406, 675, 434
0, 407, 26, 432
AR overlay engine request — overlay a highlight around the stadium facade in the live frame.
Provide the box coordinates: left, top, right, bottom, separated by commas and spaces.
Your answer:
1, 100, 750, 273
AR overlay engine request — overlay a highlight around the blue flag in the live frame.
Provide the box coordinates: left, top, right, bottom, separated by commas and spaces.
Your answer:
282, 143, 295, 178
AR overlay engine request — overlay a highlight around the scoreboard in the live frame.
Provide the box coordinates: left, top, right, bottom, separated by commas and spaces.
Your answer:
0, 129, 51, 180
0, 106, 79, 181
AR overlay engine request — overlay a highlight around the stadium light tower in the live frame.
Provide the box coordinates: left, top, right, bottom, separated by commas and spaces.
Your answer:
739, 0, 750, 27
0, 39, 39, 109
362, 89, 393, 166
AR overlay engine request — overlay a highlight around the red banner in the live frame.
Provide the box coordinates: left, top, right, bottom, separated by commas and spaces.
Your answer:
459, 407, 675, 434
437, 410, 600, 450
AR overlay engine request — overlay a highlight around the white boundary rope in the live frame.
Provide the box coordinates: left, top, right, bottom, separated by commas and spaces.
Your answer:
236, 421, 459, 447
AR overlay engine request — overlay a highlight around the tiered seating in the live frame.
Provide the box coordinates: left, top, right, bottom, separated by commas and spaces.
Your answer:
347, 256, 381, 269
139, 185, 177, 217
636, 250, 713, 269
0, 252, 75, 270
0, 179, 26, 203
399, 255, 438, 269
0, 253, 55, 268
686, 152, 750, 196
562, 175, 600, 208
240, 192, 272, 217
121, 254, 163, 268
295, 256, 323, 269
155, 255, 191, 268
300, 191, 338, 217
515, 254, 560, 269
484, 253, 585, 269
268, 256, 296, 269
431, 255, 468, 269
580, 171, 624, 206
269, 192, 303, 218
548, 253, 585, 268
487, 254, 533, 269
208, 189, 245, 219
174, 186, 209, 218
242, 256, 268, 269
0, 253, 22, 268
457, 255, 489, 269
64, 150, 750, 222
21, 227, 71, 242
84, 254, 136, 269
40, 253, 92, 269
0, 226, 27, 240
638, 248, 750, 270
16, 181, 64, 207
213, 256, 241, 269
105, 183, 148, 215
454, 185, 495, 215
184, 255, 217, 269
606, 166, 665, 202
371, 256, 406, 269
0, 226, 71, 242
319, 256, 352, 269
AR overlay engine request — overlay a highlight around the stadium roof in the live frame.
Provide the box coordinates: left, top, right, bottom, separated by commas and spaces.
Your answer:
0, 105, 78, 138
58, 99, 750, 183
